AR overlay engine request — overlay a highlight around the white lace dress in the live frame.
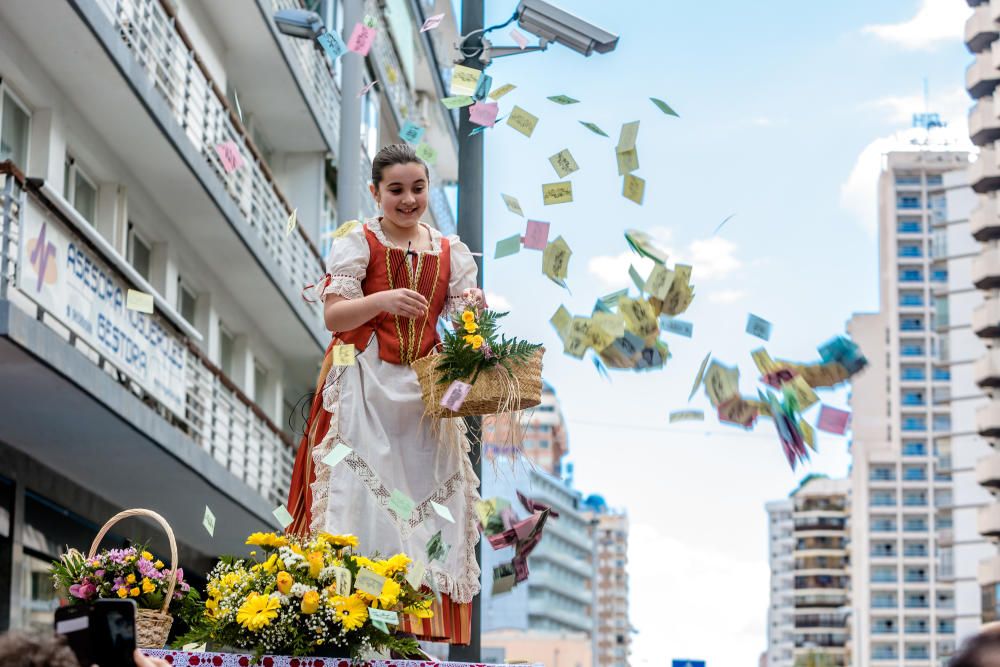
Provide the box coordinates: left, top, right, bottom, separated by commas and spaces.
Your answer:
310, 218, 481, 604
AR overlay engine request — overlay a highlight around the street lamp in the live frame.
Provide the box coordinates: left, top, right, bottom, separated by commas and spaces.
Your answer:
273, 8, 324, 40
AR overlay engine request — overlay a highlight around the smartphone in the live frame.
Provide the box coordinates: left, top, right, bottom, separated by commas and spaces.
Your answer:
55, 599, 137, 667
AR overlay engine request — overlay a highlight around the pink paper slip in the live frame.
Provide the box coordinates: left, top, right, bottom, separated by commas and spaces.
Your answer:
347, 23, 376, 56
214, 141, 244, 174
510, 28, 529, 49
440, 380, 472, 411
523, 220, 550, 250
816, 405, 851, 434
420, 13, 445, 32
469, 101, 500, 127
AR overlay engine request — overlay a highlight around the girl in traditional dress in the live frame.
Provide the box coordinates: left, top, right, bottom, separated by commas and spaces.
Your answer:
288, 143, 481, 644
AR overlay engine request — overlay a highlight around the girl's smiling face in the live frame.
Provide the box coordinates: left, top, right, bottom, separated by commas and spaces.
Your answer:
372, 162, 428, 228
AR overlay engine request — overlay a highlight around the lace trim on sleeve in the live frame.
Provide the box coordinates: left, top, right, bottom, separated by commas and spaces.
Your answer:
322, 274, 363, 301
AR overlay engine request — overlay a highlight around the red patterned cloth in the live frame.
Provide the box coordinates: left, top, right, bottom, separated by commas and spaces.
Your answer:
142, 650, 541, 667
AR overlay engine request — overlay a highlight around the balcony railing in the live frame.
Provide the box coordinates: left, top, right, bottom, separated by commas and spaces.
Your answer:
1, 163, 294, 507
92, 0, 324, 315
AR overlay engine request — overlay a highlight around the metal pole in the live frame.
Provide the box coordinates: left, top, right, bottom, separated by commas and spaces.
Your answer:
449, 0, 484, 661
336, 0, 364, 223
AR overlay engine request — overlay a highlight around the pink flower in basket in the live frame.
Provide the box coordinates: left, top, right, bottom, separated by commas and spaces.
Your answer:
69, 582, 96, 600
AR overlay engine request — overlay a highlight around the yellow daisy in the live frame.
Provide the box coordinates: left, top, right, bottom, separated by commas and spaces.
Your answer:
376, 578, 401, 608
332, 594, 368, 631
319, 533, 359, 549
382, 553, 412, 577
236, 593, 280, 632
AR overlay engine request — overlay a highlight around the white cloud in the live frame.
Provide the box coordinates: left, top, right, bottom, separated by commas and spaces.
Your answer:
587, 230, 741, 288
862, 0, 971, 50
864, 86, 971, 126
587, 251, 655, 289
688, 237, 742, 281
485, 291, 512, 311
707, 289, 748, 304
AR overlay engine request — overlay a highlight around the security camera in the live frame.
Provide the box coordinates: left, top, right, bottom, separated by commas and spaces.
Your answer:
516, 0, 618, 56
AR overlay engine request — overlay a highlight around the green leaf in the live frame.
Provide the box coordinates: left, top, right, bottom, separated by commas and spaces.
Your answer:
650, 97, 679, 117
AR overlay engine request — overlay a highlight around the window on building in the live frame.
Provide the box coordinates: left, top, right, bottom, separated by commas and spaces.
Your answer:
219, 326, 235, 377
126, 224, 152, 281
0, 86, 30, 168
254, 362, 268, 405
902, 441, 926, 456
897, 195, 922, 209
897, 218, 922, 233
64, 156, 97, 224
177, 278, 197, 326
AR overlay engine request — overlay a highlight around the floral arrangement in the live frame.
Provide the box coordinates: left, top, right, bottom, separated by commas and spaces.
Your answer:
177, 531, 432, 660
51, 545, 197, 614
437, 289, 542, 385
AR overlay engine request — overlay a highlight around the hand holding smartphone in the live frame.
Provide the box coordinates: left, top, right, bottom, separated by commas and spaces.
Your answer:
55, 599, 137, 667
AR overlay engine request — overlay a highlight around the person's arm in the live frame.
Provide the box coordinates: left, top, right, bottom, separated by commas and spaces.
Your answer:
324, 289, 428, 332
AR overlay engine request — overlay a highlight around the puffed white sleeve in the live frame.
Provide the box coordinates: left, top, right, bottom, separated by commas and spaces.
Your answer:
445, 235, 479, 315
318, 223, 370, 302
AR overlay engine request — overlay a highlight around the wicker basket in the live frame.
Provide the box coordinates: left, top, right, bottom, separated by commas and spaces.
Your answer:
413, 348, 544, 418
88, 509, 177, 649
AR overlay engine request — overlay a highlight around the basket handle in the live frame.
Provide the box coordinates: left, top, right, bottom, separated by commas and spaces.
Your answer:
88, 509, 178, 614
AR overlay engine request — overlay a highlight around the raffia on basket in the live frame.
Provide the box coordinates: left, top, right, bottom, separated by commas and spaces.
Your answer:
88, 509, 177, 648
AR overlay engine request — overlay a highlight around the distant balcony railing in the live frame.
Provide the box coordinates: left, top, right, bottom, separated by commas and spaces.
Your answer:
92, 0, 324, 315
0, 163, 294, 507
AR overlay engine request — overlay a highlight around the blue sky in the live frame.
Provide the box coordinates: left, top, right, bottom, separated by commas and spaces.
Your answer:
453, 0, 975, 663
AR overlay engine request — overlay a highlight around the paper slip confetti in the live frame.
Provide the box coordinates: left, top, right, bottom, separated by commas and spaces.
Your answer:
368, 608, 399, 624
751, 347, 777, 374
214, 141, 244, 173
784, 375, 819, 410
233, 89, 244, 123
579, 121, 609, 137
354, 568, 387, 597
549, 148, 579, 178
550, 305, 572, 339
317, 30, 347, 62
399, 121, 425, 144
599, 289, 628, 311
330, 220, 359, 240
285, 208, 297, 236
450, 64, 481, 96
431, 501, 455, 523
645, 265, 674, 299
618, 120, 640, 151
650, 97, 679, 117
506, 106, 539, 137
523, 220, 550, 250
272, 505, 294, 529
542, 181, 573, 205
362, 14, 377, 27
371, 619, 389, 633
547, 94, 579, 105
388, 489, 416, 521
473, 73, 493, 100
495, 234, 522, 259
817, 405, 851, 434
386, 65, 399, 84
126, 289, 154, 314
628, 265, 645, 293
800, 418, 816, 450
440, 380, 472, 411
332, 344, 356, 366
625, 229, 669, 264
746, 313, 772, 341
181, 643, 207, 653
202, 506, 216, 537
469, 101, 499, 127
357, 80, 378, 97
426, 530, 448, 562
501, 193, 524, 216
419, 13, 445, 32
510, 28, 529, 49
660, 316, 693, 338
322, 442, 352, 468
347, 23, 376, 55
670, 410, 704, 423
490, 83, 516, 101
616, 146, 639, 175
542, 236, 572, 286
441, 95, 475, 109
405, 560, 426, 590
704, 361, 740, 407
688, 351, 712, 401
331, 566, 352, 596
415, 142, 437, 164
492, 562, 516, 594
623, 174, 645, 205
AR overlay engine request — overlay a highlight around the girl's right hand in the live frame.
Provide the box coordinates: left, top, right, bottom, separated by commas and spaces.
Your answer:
378, 289, 428, 318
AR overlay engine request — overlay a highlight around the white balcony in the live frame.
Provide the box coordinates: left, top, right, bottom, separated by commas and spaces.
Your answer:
977, 451, 1000, 488
969, 51, 1000, 98
973, 97, 1000, 145
973, 246, 1000, 288
968, 2, 999, 52
977, 348, 1000, 387
977, 398, 1000, 437
979, 554, 1000, 585
971, 146, 1000, 192
979, 503, 1000, 537
973, 194, 1000, 239
974, 296, 1000, 337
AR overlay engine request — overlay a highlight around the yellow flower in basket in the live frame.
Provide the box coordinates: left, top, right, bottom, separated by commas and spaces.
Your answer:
276, 571, 293, 595
403, 599, 434, 619
246, 532, 289, 549
318, 532, 359, 549
300, 590, 320, 614
461, 310, 475, 324
463, 320, 478, 333
332, 594, 368, 631
141, 577, 156, 594
382, 553, 412, 577
307, 552, 324, 578
237, 592, 280, 631
377, 578, 401, 608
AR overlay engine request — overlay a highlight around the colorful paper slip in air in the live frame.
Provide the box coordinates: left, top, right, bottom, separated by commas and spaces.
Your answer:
214, 141, 244, 173
285, 208, 297, 236
495, 234, 522, 259
489, 83, 516, 101
332, 344, 356, 366
623, 174, 645, 205
550, 305, 572, 339
660, 316, 693, 338
415, 142, 437, 165
644, 265, 674, 300
542, 236, 572, 287
548, 148, 579, 178
542, 181, 573, 205
322, 442, 352, 468
450, 64, 481, 96
317, 30, 347, 62
547, 94, 579, 105
510, 28, 529, 49
441, 95, 475, 109
506, 106, 539, 138
272, 505, 294, 529
473, 73, 493, 100
669, 410, 704, 423
688, 351, 712, 401
347, 23, 376, 55
388, 489, 416, 521
579, 120, 609, 137
469, 101, 500, 127
816, 405, 851, 434
330, 220, 359, 240
126, 289, 154, 314
616, 147, 639, 175
501, 193, 524, 216
331, 566, 352, 596
202, 506, 216, 537
419, 13, 445, 32
357, 80, 378, 97
617, 120, 640, 151
523, 220, 550, 250
440, 380, 472, 411
624, 228, 669, 264
405, 559, 426, 590
746, 313, 772, 341
399, 121, 425, 144
628, 265, 645, 294
354, 568, 387, 597
650, 97, 680, 117
431, 501, 455, 523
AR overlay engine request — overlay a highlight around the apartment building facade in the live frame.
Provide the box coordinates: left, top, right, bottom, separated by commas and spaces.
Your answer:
583, 495, 631, 667
0, 0, 458, 630
484, 381, 570, 476
766, 498, 795, 667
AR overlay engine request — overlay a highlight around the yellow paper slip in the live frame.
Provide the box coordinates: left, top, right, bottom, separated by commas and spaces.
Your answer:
506, 105, 539, 138
332, 344, 356, 366
542, 181, 573, 205
542, 236, 572, 286
623, 174, 645, 205
126, 289, 154, 314
450, 64, 481, 95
